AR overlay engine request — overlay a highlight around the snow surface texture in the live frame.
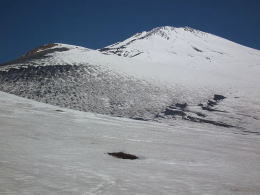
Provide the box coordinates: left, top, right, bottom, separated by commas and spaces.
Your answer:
0, 26, 260, 130
1, 91, 260, 195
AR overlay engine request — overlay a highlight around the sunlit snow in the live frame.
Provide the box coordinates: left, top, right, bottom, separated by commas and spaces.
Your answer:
0, 92, 260, 195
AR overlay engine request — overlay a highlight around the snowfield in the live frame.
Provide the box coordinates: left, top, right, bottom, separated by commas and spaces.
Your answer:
1, 91, 260, 195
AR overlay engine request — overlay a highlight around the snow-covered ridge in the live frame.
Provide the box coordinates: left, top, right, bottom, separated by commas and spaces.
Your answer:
100, 26, 260, 61
101, 26, 207, 50
100, 26, 212, 55
1, 26, 259, 71
0, 26, 260, 131
0, 43, 91, 70
23, 43, 89, 57
1, 25, 260, 91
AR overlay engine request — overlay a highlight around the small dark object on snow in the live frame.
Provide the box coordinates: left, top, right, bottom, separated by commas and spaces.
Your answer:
131, 117, 149, 121
164, 108, 186, 116
192, 47, 203, 52
213, 94, 226, 101
55, 109, 64, 112
108, 152, 138, 160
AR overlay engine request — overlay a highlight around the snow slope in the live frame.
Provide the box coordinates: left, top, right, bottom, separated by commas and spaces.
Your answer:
101, 26, 260, 89
1, 91, 260, 195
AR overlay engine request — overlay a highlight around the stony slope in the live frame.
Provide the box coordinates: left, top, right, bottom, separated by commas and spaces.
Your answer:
0, 44, 178, 119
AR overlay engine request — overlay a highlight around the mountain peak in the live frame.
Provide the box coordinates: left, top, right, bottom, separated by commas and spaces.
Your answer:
99, 26, 209, 57
142, 26, 176, 40
142, 26, 207, 40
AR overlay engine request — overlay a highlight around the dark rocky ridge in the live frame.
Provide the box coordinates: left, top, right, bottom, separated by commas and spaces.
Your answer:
155, 95, 235, 128
1, 43, 70, 66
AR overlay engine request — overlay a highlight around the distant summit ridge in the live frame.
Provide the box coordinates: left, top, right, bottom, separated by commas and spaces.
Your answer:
99, 26, 211, 57
141, 26, 206, 39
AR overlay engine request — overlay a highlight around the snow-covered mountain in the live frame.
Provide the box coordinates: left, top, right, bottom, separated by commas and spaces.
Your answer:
0, 26, 260, 131
1, 26, 260, 194
100, 26, 260, 87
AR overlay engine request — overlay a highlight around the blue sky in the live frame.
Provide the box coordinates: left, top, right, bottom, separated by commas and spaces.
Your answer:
0, 0, 259, 63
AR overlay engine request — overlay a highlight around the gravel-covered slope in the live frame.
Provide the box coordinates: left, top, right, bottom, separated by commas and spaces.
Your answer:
0, 61, 178, 119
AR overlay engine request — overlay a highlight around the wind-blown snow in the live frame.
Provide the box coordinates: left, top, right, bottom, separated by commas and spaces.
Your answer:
0, 91, 260, 195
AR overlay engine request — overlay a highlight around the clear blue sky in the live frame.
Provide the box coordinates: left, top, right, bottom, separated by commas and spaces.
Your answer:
0, 0, 259, 63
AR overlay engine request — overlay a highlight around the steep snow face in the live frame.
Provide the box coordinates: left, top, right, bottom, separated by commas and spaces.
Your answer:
1, 91, 260, 195
100, 26, 260, 89
101, 26, 259, 62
